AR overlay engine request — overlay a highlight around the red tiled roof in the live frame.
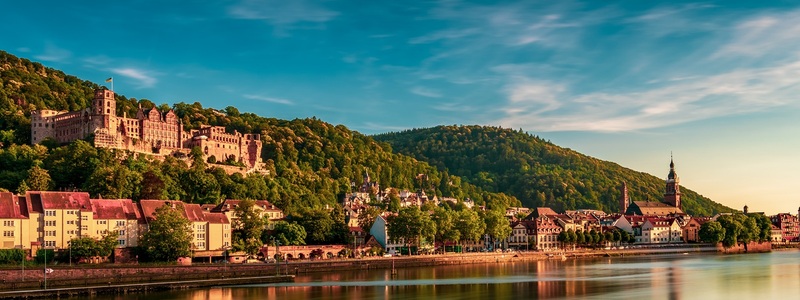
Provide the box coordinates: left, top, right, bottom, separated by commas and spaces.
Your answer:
27, 191, 92, 211
203, 211, 229, 224
0, 192, 26, 219
183, 203, 206, 222
90, 199, 141, 220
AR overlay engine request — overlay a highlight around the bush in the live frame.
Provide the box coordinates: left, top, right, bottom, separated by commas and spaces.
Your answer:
35, 249, 55, 264
0, 249, 25, 264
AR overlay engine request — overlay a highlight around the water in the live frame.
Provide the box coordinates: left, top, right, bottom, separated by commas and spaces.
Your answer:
95, 250, 800, 300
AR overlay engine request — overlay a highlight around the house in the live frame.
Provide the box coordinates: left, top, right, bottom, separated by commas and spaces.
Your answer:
534, 217, 562, 251
641, 217, 682, 244
369, 214, 404, 255
770, 211, 799, 242
680, 217, 703, 243
89, 199, 143, 248
139, 200, 231, 253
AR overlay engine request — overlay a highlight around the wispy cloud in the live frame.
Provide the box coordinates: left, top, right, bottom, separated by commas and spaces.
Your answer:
243, 94, 294, 105
410, 86, 442, 98
110, 68, 158, 88
34, 44, 71, 62
227, 0, 338, 25
495, 59, 800, 132
713, 10, 800, 59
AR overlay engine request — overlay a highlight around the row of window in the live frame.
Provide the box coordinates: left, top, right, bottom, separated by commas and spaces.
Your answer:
3, 231, 13, 237
3, 221, 13, 227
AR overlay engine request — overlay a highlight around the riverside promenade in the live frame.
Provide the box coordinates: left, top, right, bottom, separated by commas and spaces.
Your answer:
0, 244, 721, 299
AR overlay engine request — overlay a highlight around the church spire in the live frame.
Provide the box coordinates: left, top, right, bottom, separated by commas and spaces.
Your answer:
664, 155, 681, 209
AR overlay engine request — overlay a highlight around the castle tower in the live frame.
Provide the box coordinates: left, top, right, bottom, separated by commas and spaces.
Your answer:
620, 182, 629, 214
743, 205, 749, 214
664, 156, 681, 209
93, 89, 116, 117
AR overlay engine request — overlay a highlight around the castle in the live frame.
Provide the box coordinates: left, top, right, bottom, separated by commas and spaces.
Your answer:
31, 89, 263, 168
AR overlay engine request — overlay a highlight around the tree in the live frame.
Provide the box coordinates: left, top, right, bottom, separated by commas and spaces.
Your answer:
268, 221, 307, 246
483, 209, 512, 249
23, 165, 52, 191
140, 204, 192, 262
358, 206, 381, 233
231, 199, 267, 255
455, 209, 485, 249
699, 221, 726, 244
296, 208, 335, 245
387, 206, 436, 253
432, 207, 459, 248
329, 205, 351, 244
68, 231, 117, 262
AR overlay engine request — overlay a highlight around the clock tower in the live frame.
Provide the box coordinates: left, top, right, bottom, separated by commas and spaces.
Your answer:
664, 157, 681, 209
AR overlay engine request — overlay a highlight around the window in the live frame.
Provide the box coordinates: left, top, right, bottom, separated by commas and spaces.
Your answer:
45, 210, 56, 217
67, 220, 74, 225
116, 221, 125, 227
3, 231, 13, 237
45, 221, 56, 227
45, 231, 56, 237
118, 240, 126, 246
119, 230, 125, 236
3, 221, 13, 227
196, 233, 205, 240
45, 241, 56, 247
195, 242, 205, 249
98, 220, 107, 225
81, 216, 88, 221
81, 225, 88, 231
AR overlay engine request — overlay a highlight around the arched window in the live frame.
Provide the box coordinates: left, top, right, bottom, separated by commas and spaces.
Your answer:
204, 146, 208, 155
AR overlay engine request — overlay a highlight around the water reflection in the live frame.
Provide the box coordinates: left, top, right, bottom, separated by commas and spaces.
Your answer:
95, 250, 800, 300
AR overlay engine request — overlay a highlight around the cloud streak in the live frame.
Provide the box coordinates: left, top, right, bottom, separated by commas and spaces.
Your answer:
496, 60, 800, 132
227, 0, 338, 25
110, 68, 157, 88
243, 94, 294, 105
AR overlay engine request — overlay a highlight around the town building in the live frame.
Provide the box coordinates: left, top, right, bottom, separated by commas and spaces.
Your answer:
624, 158, 685, 216
770, 210, 799, 242
31, 88, 263, 169
640, 217, 682, 244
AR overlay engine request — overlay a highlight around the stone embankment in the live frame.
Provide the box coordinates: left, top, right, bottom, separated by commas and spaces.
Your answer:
0, 243, 750, 299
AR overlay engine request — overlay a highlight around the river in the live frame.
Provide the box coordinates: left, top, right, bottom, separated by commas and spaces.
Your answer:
95, 249, 799, 300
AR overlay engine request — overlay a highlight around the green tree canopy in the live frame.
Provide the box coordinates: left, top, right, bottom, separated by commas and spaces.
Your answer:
140, 204, 193, 262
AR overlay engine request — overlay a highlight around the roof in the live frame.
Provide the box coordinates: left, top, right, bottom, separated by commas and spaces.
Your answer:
183, 204, 207, 222
626, 201, 683, 216
0, 192, 26, 219
90, 199, 142, 221
214, 199, 283, 212
28, 191, 92, 211
525, 207, 559, 220
203, 211, 229, 224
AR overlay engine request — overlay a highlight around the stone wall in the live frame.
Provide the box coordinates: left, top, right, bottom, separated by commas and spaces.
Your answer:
715, 241, 772, 254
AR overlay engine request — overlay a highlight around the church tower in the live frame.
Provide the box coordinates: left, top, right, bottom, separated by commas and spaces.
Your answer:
664, 156, 681, 209
620, 182, 629, 215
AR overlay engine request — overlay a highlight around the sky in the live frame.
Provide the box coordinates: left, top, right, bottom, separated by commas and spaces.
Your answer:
2, 0, 799, 215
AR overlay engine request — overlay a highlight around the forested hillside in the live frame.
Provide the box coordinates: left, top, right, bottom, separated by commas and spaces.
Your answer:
0, 50, 520, 215
374, 125, 735, 216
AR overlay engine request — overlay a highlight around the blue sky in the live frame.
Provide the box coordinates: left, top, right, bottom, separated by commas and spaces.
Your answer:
2, 1, 799, 214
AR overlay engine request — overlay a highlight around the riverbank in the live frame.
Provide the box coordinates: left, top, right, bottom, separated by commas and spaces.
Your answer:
0, 244, 756, 298
0, 275, 294, 299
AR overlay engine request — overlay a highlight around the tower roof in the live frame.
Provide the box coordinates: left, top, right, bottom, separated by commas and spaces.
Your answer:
667, 157, 677, 180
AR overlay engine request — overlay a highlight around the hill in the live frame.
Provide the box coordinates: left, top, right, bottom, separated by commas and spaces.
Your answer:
0, 50, 520, 213
374, 125, 735, 216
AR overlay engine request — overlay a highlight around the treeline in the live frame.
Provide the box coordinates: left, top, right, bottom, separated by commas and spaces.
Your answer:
374, 125, 735, 216
0, 50, 521, 214
699, 214, 772, 248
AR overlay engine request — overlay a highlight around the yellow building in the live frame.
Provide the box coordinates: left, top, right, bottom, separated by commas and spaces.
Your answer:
139, 200, 231, 253
25, 191, 93, 249
89, 199, 143, 248
0, 193, 33, 250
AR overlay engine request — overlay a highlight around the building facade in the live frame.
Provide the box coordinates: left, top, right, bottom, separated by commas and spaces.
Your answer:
31, 89, 263, 169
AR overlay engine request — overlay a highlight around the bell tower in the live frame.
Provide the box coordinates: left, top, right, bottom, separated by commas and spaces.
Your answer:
620, 182, 629, 215
664, 156, 681, 209
93, 89, 116, 117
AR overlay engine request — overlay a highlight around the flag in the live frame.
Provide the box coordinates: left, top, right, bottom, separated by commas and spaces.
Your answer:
45, 268, 54, 274
105, 77, 113, 82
